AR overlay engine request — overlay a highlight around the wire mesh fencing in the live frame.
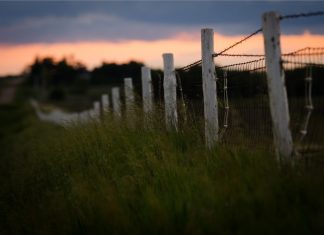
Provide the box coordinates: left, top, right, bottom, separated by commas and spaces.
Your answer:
172, 47, 324, 155
282, 47, 324, 156
215, 58, 273, 150
151, 11, 324, 155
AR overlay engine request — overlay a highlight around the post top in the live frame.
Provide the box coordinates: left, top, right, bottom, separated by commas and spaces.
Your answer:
141, 66, 150, 72
201, 28, 213, 32
162, 53, 174, 62
162, 53, 173, 57
262, 11, 280, 21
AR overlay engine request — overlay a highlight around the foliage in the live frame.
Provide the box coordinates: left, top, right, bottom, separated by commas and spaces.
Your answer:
49, 87, 66, 101
27, 57, 85, 86
91, 61, 144, 85
23, 56, 324, 107
1, 97, 324, 235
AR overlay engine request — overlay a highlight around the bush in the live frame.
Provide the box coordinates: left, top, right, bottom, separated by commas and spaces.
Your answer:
49, 87, 66, 101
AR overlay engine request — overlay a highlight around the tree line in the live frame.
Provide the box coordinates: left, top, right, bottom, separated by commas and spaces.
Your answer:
25, 57, 324, 102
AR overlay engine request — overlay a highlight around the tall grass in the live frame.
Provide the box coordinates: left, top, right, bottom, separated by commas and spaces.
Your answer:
1, 99, 324, 235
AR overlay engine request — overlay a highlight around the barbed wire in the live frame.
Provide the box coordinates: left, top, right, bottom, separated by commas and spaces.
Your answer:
283, 47, 324, 56
282, 60, 324, 68
176, 9, 324, 73
285, 47, 322, 55
248, 66, 267, 73
215, 58, 265, 70
280, 11, 324, 20
215, 48, 324, 75
177, 47, 324, 74
285, 47, 311, 55
177, 59, 202, 72
218, 66, 266, 79
283, 52, 324, 57
217, 53, 265, 57
213, 28, 263, 57
216, 47, 324, 59
177, 28, 262, 72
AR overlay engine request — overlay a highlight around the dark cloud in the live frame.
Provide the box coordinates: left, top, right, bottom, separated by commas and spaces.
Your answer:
0, 1, 323, 44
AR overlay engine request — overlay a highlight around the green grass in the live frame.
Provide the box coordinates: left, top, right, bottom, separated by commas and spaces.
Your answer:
1, 93, 324, 235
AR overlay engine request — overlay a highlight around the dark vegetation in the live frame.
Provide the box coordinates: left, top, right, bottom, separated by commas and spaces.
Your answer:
25, 57, 163, 103
24, 57, 324, 105
0, 57, 323, 234
0, 91, 324, 234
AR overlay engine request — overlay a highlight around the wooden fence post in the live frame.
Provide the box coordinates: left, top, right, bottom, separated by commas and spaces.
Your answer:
201, 28, 219, 148
112, 87, 121, 118
124, 77, 135, 116
262, 11, 293, 159
93, 101, 101, 120
141, 66, 153, 114
101, 94, 110, 114
163, 53, 178, 130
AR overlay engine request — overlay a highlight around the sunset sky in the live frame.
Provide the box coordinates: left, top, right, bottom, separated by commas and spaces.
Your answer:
0, 1, 324, 76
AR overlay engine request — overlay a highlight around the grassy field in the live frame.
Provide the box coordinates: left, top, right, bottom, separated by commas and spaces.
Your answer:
1, 89, 324, 235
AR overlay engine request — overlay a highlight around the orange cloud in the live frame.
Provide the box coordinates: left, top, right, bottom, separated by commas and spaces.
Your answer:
0, 32, 323, 76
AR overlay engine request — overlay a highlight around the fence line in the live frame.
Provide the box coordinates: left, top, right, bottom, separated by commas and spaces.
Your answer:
31, 10, 324, 159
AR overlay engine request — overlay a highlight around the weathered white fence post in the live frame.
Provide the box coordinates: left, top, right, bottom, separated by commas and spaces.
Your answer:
163, 53, 178, 130
141, 66, 153, 114
78, 110, 89, 122
86, 110, 92, 120
124, 77, 135, 116
93, 101, 101, 120
201, 28, 219, 148
112, 87, 121, 118
262, 11, 293, 159
101, 94, 110, 114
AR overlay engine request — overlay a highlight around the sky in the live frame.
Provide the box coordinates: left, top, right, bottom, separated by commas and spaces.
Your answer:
0, 1, 324, 76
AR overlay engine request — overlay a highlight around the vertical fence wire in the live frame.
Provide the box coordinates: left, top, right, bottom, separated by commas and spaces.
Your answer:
282, 48, 324, 156
215, 58, 273, 150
